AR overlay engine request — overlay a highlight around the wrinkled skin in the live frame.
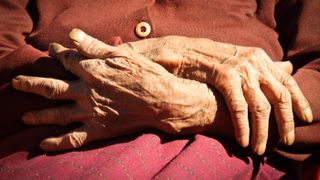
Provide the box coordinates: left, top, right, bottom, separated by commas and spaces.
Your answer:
69, 29, 312, 154
12, 29, 312, 155
12, 42, 217, 152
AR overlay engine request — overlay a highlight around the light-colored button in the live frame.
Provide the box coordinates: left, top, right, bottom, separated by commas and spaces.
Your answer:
135, 22, 151, 38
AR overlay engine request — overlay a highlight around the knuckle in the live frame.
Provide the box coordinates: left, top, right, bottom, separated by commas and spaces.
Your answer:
215, 68, 237, 86
230, 100, 248, 117
252, 102, 271, 116
282, 74, 296, 87
277, 88, 291, 104
282, 117, 294, 126
68, 133, 84, 148
232, 101, 248, 113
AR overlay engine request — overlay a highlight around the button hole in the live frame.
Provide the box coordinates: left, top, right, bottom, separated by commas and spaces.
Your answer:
140, 26, 147, 33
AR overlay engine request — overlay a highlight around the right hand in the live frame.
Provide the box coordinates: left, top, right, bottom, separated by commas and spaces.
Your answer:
69, 29, 312, 155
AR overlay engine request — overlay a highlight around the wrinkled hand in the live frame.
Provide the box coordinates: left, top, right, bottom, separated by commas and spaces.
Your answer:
69, 29, 312, 155
12, 41, 217, 152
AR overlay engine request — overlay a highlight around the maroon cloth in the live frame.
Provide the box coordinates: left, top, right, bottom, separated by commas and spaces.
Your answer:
0, 0, 320, 178
0, 129, 284, 179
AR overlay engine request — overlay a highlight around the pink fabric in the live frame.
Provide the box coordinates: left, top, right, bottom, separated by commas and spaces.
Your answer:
0, 128, 284, 179
156, 135, 282, 179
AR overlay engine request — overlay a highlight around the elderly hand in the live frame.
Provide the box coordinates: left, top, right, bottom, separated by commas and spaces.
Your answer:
12, 42, 217, 152
69, 29, 312, 155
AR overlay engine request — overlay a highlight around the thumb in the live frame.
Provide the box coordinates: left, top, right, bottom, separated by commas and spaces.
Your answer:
69, 28, 116, 59
274, 61, 293, 74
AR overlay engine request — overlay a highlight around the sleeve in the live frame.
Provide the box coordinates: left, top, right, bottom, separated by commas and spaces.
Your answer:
275, 0, 320, 152
0, 1, 76, 138
0, 0, 33, 59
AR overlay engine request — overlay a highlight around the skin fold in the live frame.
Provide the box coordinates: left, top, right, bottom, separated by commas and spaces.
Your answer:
12, 29, 312, 155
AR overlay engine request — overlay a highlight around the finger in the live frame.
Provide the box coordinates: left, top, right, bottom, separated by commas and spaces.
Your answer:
213, 67, 250, 148
242, 78, 271, 155
69, 28, 117, 58
12, 75, 85, 100
22, 104, 91, 126
263, 55, 313, 123
49, 43, 86, 78
39, 118, 133, 151
261, 76, 295, 145
274, 61, 293, 74
39, 124, 101, 151
274, 69, 313, 123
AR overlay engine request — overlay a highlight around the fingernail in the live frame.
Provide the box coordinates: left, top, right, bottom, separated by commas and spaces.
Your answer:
281, 130, 295, 145
12, 75, 27, 83
13, 75, 26, 80
69, 28, 86, 45
22, 112, 35, 125
253, 143, 266, 156
11, 78, 20, 89
302, 107, 313, 123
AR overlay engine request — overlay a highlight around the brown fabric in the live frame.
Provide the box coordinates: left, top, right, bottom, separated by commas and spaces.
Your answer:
0, 44, 76, 138
0, 0, 32, 58
275, 0, 320, 152
0, 0, 319, 159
